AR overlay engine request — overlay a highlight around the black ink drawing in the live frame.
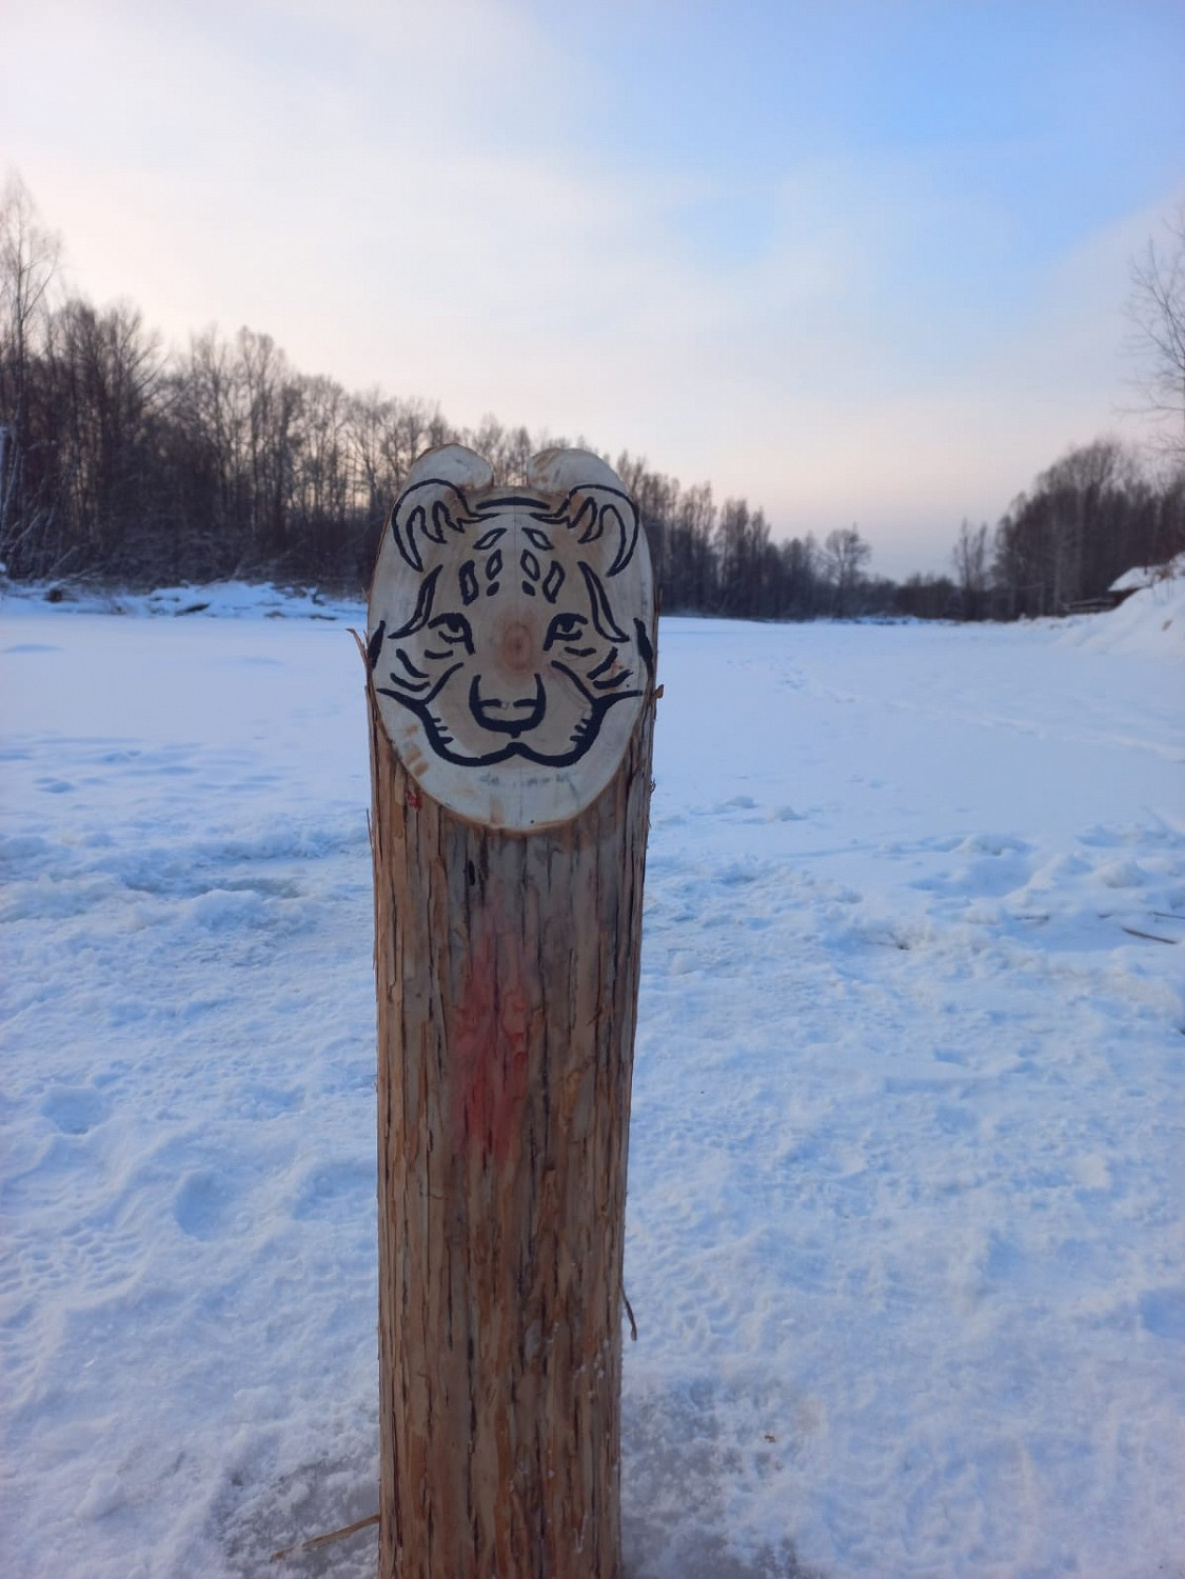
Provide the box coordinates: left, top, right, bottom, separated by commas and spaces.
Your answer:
369, 475, 655, 770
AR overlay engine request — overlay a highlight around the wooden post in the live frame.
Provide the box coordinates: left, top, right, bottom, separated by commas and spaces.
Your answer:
366, 445, 657, 1578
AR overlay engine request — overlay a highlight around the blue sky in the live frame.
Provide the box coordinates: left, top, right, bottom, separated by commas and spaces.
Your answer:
3, 0, 1182, 574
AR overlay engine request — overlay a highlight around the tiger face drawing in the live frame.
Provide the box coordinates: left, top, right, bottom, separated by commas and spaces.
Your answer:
367, 446, 656, 830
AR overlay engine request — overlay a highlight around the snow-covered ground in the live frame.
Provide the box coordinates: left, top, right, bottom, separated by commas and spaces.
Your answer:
2, 579, 1183, 1579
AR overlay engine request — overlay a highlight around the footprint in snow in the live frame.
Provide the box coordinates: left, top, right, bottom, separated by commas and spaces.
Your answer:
41, 1086, 110, 1135
174, 1171, 239, 1240
238, 1083, 302, 1120
1093, 860, 1146, 889
936, 1103, 978, 1135
1139, 1288, 1185, 1341
767, 804, 807, 822
291, 1159, 374, 1221
955, 832, 1031, 857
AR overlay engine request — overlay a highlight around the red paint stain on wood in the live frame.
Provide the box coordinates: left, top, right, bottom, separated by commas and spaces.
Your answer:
450, 930, 530, 1161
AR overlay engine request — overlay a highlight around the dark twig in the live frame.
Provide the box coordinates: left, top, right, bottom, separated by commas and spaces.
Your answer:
623, 1290, 638, 1342
1121, 925, 1177, 945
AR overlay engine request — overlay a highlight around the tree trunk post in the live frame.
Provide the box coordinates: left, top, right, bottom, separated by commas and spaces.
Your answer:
366, 445, 657, 1579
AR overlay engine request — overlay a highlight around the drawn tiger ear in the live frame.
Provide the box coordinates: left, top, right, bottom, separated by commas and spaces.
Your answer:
388, 445, 493, 572
541, 485, 640, 576
527, 449, 640, 577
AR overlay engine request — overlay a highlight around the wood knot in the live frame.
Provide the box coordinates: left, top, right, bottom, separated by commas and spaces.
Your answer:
499, 619, 536, 673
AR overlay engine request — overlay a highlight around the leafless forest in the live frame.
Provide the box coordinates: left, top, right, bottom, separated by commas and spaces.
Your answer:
2, 178, 1183, 619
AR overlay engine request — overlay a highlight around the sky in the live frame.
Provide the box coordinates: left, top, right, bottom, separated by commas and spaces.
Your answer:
2, 0, 1183, 576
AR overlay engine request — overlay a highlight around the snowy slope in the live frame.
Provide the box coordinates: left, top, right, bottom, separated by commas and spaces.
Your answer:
2, 589, 1182, 1579
1062, 564, 1185, 659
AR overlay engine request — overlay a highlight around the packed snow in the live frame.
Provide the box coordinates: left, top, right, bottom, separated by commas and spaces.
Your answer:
2, 578, 1183, 1579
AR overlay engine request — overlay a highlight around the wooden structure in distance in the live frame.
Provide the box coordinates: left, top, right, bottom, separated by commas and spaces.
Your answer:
366, 446, 658, 1578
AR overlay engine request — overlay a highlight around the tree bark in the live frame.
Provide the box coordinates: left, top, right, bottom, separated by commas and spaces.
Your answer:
369, 668, 655, 1579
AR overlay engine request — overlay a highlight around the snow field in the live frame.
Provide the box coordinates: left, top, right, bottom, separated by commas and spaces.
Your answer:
1, 583, 1183, 1577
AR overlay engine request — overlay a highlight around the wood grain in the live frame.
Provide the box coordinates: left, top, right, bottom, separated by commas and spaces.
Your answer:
369, 651, 655, 1578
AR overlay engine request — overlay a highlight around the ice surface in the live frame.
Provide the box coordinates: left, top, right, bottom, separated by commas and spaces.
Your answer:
1, 582, 1182, 1577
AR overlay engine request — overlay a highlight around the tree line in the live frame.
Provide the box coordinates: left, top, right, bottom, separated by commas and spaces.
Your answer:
2, 175, 1183, 619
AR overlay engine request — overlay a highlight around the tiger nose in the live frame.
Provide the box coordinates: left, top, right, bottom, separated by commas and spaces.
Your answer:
499, 619, 537, 674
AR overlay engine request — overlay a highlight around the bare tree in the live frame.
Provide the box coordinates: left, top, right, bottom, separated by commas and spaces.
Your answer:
1128, 205, 1185, 461
821, 525, 871, 616
991, 437, 1172, 617
0, 174, 62, 567
236, 327, 299, 559
951, 519, 989, 618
